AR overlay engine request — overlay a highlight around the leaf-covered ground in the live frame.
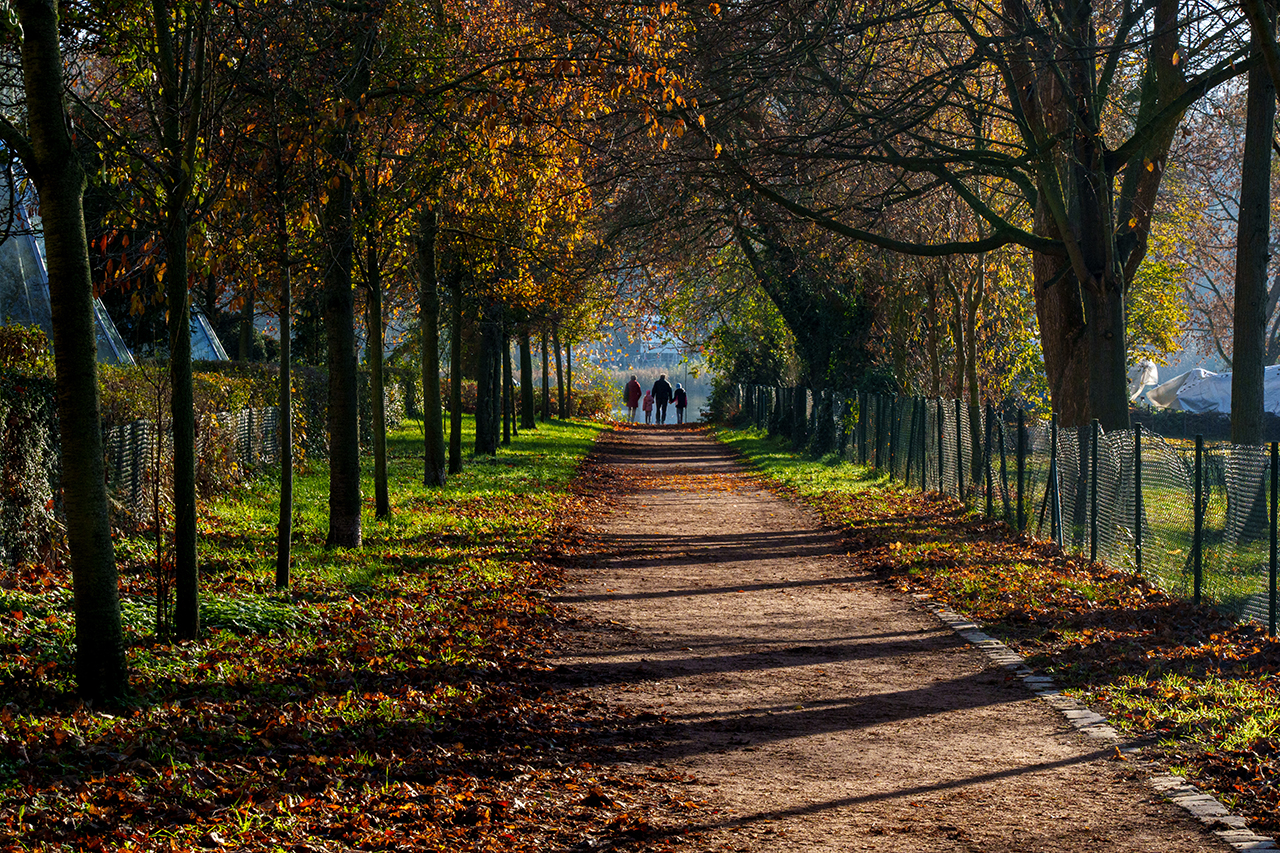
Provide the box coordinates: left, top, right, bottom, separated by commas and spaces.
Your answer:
718, 426, 1280, 838
0, 418, 716, 852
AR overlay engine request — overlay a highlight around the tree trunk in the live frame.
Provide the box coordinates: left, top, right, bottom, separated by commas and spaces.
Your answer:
566, 339, 573, 418
274, 160, 292, 589
502, 326, 513, 445
1232, 27, 1276, 445
321, 20, 376, 548
449, 268, 464, 472
475, 303, 501, 455
1002, 0, 1168, 431
541, 329, 550, 421
554, 324, 565, 417
1030, 212, 1130, 430
924, 274, 942, 397
238, 282, 254, 360
366, 245, 389, 517
520, 329, 535, 429
322, 139, 362, 547
417, 207, 446, 486
11, 0, 126, 700
150, 0, 213, 640
165, 219, 199, 640
946, 267, 965, 400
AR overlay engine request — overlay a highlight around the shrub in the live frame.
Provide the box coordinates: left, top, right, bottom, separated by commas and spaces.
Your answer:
0, 325, 52, 375
439, 377, 479, 413
0, 326, 59, 567
358, 370, 404, 446
571, 379, 616, 420
101, 361, 329, 463
99, 363, 323, 528
707, 376, 746, 425
0, 368, 59, 568
391, 366, 421, 419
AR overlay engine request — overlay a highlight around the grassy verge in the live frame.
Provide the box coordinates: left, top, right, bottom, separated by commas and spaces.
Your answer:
717, 425, 1280, 836
0, 417, 704, 851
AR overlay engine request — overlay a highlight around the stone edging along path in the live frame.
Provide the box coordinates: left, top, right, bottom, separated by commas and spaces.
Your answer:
922, 596, 1279, 852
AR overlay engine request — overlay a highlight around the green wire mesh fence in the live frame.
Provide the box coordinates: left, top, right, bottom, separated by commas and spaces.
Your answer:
728, 385, 1280, 633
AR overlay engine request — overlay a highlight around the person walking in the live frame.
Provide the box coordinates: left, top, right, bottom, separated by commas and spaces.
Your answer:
642, 389, 654, 424
651, 373, 674, 424
623, 375, 642, 422
673, 383, 688, 424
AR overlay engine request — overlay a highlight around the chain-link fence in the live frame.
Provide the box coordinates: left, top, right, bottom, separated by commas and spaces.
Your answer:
730, 385, 1280, 632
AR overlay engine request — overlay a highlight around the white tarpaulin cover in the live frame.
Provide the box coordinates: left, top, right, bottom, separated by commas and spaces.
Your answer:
1127, 359, 1159, 401
1146, 364, 1280, 414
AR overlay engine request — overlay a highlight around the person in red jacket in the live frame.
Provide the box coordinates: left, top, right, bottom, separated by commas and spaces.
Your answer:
673, 383, 689, 424
623, 375, 642, 421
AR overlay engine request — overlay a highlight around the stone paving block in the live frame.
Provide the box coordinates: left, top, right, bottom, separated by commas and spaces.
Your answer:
1078, 724, 1118, 739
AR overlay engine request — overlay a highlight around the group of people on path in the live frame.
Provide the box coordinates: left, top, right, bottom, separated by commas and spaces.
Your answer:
624, 374, 689, 424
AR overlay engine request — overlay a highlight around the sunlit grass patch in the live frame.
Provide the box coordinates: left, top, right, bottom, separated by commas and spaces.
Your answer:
1094, 671, 1280, 751
714, 426, 886, 496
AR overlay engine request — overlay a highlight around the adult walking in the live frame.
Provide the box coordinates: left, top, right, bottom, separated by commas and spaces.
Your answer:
651, 374, 674, 424
623, 375, 642, 422
673, 383, 688, 424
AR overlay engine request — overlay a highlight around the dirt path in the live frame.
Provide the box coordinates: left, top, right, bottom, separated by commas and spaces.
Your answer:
553, 426, 1232, 853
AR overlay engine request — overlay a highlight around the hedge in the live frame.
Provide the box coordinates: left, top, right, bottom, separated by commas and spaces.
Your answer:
0, 327, 57, 568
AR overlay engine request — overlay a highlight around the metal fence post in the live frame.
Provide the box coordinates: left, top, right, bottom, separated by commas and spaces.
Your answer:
1017, 408, 1026, 532
857, 392, 865, 464
920, 400, 928, 493
905, 397, 916, 484
868, 394, 875, 467
985, 402, 994, 518
878, 394, 886, 469
955, 397, 965, 501
882, 394, 889, 470
888, 396, 897, 481
936, 397, 945, 494
1050, 412, 1061, 547
1134, 425, 1143, 576
997, 408, 1012, 522
129, 420, 143, 514
1271, 441, 1277, 636
865, 391, 872, 465
1090, 419, 1099, 563
1194, 433, 1204, 606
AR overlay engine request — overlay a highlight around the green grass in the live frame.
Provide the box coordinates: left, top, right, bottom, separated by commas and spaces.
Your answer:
191, 414, 604, 588
3, 415, 606, 701
715, 426, 887, 497
1095, 671, 1280, 752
